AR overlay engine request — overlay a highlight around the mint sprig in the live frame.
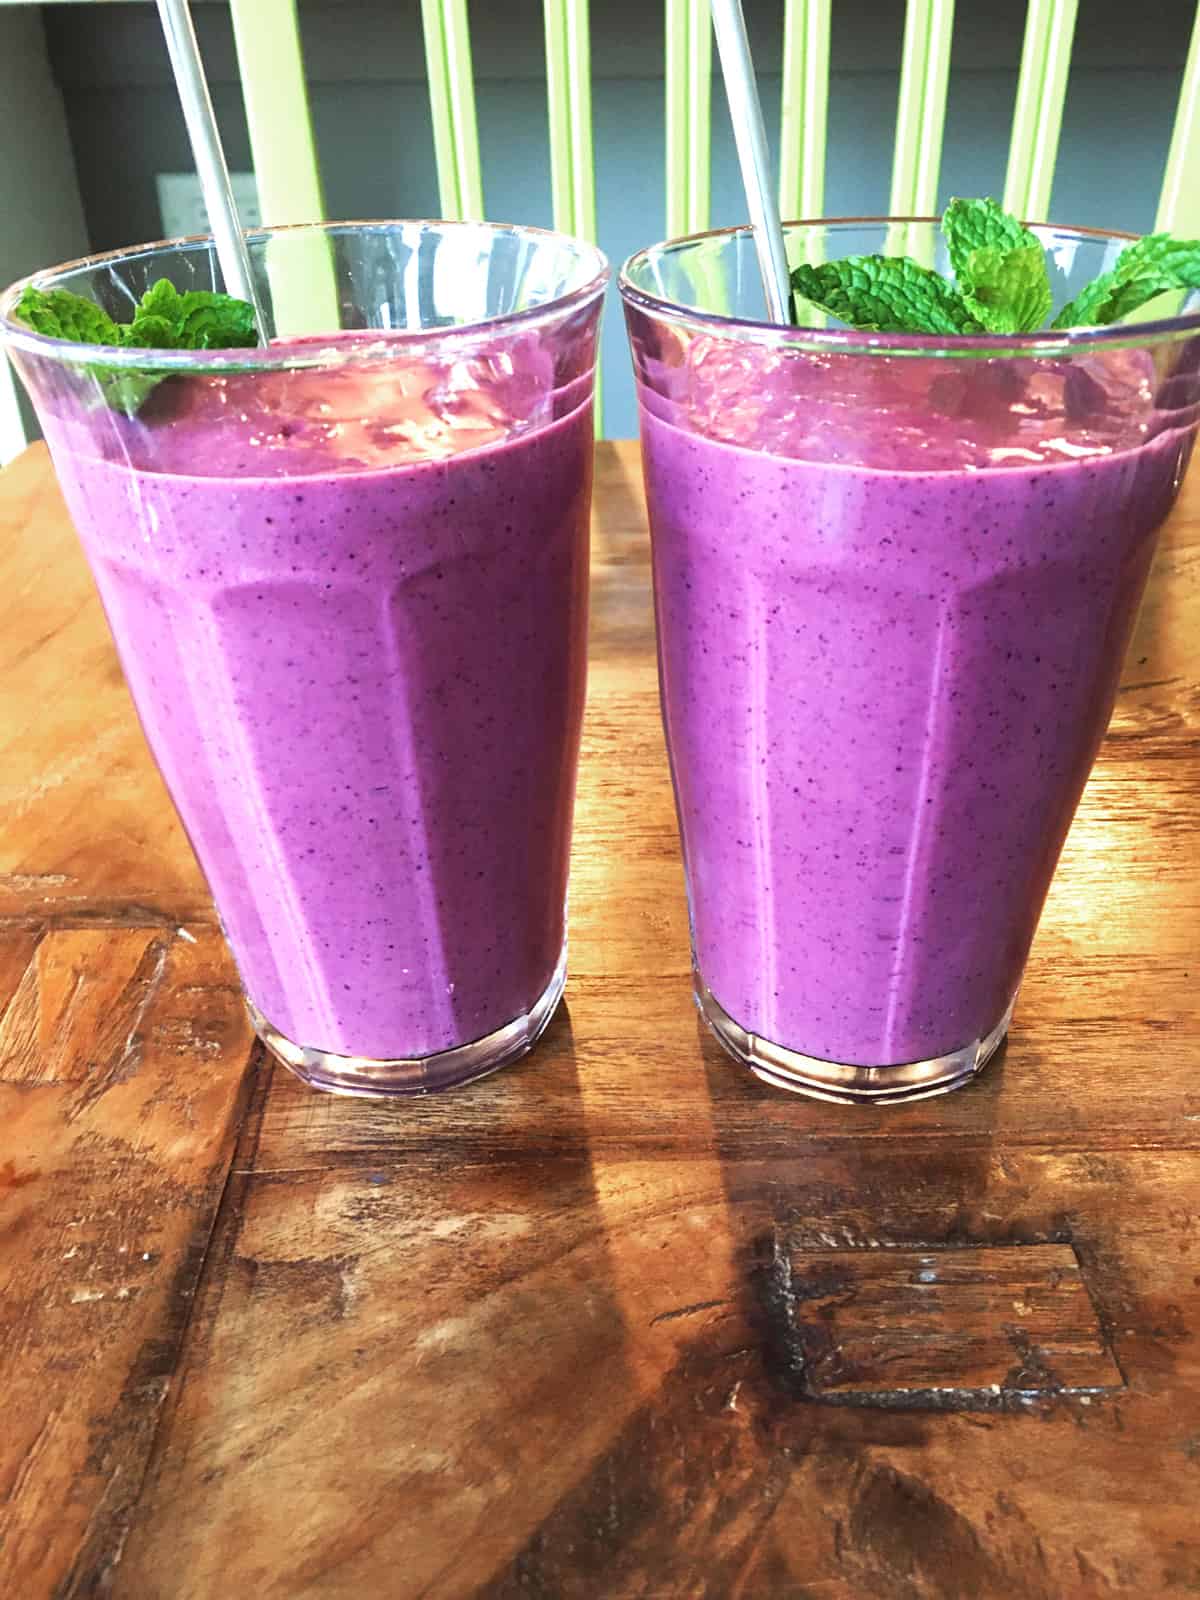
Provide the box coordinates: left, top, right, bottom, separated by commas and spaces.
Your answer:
12, 278, 259, 415
942, 195, 1034, 264
1052, 232, 1200, 329
788, 196, 1200, 337
942, 197, 1052, 333
957, 243, 1052, 334
14, 287, 124, 347
124, 279, 259, 350
791, 255, 985, 335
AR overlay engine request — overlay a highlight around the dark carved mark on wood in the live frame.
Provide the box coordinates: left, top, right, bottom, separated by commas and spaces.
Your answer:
649, 1297, 728, 1326
768, 1241, 1124, 1411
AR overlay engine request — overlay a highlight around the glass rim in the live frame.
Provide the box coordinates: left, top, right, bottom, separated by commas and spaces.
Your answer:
0, 217, 611, 371
618, 215, 1200, 357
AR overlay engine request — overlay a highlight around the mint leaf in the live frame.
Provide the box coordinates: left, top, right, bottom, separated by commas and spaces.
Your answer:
123, 313, 178, 349
174, 291, 258, 349
128, 278, 181, 327
14, 279, 259, 353
1053, 232, 1200, 328
15, 285, 122, 346
790, 255, 984, 335
942, 196, 1039, 278
941, 199, 1052, 333
959, 242, 1053, 333
12, 277, 260, 416
126, 279, 258, 351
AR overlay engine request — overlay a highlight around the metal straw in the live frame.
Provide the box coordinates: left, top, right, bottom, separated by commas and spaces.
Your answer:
156, 0, 269, 340
709, 0, 793, 324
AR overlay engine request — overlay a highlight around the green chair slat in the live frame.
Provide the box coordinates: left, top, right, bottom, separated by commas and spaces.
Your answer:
228, 0, 338, 334
421, 0, 484, 221
1003, 0, 1079, 223
889, 0, 956, 220
780, 0, 831, 221
1157, 1, 1200, 233
666, 0, 713, 237
545, 0, 598, 241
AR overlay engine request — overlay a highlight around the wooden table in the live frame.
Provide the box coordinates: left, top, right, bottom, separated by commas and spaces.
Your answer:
1, 439, 1198, 1599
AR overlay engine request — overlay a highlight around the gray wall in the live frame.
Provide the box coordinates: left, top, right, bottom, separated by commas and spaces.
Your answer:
0, 8, 89, 442
38, 0, 1199, 437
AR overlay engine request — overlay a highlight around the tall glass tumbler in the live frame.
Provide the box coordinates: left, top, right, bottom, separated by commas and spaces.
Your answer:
622, 220, 1200, 1104
3, 220, 608, 1096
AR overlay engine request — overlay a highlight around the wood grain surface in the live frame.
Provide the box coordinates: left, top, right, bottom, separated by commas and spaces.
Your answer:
0, 440, 1197, 1599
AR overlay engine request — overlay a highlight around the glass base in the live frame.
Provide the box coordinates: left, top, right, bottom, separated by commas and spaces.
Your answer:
695, 974, 1015, 1105
248, 946, 568, 1098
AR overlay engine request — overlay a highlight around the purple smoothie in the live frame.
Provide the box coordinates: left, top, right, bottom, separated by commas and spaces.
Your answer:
42, 342, 593, 1062
635, 340, 1194, 1067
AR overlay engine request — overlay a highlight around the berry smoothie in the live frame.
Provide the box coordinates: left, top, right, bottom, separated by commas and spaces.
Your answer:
41, 337, 594, 1069
633, 337, 1194, 1070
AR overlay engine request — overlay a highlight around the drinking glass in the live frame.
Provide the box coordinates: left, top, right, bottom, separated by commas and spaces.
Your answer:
622, 219, 1200, 1103
3, 220, 608, 1096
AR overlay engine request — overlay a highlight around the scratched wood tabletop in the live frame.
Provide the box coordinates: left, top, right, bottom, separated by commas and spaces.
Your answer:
0, 439, 1198, 1599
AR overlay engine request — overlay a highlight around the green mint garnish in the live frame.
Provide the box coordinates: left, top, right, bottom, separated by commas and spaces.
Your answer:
942, 197, 1051, 333
941, 194, 1036, 264
12, 278, 259, 415
124, 278, 259, 350
957, 243, 1053, 334
788, 195, 1200, 337
1052, 232, 1200, 329
790, 255, 985, 336
14, 286, 123, 347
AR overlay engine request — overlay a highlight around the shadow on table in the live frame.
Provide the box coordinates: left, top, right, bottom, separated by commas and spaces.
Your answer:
484, 1003, 1028, 1599
118, 997, 654, 1600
